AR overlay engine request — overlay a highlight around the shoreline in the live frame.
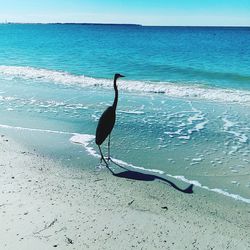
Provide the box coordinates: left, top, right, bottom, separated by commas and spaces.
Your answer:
0, 133, 249, 249
1, 122, 250, 204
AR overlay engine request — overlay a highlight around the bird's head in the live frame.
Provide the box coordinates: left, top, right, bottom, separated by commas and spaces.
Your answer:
114, 73, 125, 80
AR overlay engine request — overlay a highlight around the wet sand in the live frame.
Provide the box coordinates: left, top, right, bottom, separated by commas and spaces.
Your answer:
0, 135, 249, 250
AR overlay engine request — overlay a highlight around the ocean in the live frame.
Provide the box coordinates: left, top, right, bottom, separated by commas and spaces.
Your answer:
0, 24, 249, 203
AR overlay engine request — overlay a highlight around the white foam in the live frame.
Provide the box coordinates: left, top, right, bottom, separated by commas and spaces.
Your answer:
171, 175, 250, 204
222, 117, 236, 130
187, 102, 208, 134
70, 134, 98, 157
222, 117, 248, 144
70, 133, 95, 145
0, 123, 73, 135
165, 103, 208, 140
0, 94, 89, 112
119, 110, 145, 115
164, 128, 183, 136
187, 111, 203, 124
194, 120, 209, 131
178, 135, 190, 140
1, 65, 250, 105
192, 158, 203, 162
0, 95, 17, 101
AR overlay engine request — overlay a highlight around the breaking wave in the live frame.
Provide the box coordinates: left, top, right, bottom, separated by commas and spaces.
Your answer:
1, 65, 250, 105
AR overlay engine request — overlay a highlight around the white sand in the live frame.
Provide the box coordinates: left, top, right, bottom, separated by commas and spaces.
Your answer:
0, 135, 249, 250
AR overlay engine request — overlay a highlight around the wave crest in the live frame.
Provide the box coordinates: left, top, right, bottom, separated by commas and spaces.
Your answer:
1, 65, 250, 105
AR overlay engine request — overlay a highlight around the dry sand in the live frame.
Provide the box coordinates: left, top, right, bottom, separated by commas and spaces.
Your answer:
0, 135, 249, 250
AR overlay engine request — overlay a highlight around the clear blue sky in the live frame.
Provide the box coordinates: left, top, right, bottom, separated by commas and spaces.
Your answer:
0, 0, 250, 26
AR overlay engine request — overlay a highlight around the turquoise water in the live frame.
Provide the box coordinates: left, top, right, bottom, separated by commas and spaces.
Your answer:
0, 24, 249, 203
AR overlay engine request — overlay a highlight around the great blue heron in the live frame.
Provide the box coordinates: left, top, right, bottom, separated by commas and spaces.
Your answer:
95, 73, 125, 173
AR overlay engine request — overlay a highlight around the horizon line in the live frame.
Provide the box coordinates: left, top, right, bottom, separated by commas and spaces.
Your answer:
0, 22, 250, 28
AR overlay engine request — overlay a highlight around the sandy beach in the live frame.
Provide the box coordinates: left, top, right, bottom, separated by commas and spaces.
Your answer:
0, 134, 249, 250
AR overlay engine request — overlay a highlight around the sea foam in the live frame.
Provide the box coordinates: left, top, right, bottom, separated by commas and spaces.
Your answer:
1, 65, 250, 105
0, 123, 73, 135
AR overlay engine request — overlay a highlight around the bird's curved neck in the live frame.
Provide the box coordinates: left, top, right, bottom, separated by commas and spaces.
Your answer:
112, 77, 118, 110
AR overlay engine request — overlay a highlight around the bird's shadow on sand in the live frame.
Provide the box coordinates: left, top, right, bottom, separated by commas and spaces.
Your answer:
109, 159, 193, 194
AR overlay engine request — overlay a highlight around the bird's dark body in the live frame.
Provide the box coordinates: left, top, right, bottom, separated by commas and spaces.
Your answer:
95, 106, 116, 145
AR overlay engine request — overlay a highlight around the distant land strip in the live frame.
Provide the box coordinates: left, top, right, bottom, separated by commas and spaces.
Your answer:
0, 22, 142, 26
1, 23, 250, 28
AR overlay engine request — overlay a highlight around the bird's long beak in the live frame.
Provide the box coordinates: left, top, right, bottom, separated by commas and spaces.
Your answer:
120, 74, 125, 78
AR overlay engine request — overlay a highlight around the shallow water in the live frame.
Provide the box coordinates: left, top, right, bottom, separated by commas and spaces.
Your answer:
0, 24, 249, 203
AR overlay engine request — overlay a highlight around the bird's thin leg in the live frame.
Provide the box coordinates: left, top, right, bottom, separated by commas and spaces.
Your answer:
107, 134, 111, 161
98, 145, 107, 164
107, 135, 129, 171
98, 145, 114, 174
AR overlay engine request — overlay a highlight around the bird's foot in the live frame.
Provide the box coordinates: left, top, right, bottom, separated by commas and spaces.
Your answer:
100, 156, 108, 166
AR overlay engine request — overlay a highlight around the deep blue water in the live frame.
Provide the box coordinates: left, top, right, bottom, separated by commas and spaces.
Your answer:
0, 24, 250, 89
0, 24, 249, 203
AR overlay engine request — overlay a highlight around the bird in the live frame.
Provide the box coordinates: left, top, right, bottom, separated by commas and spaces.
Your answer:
95, 73, 125, 173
